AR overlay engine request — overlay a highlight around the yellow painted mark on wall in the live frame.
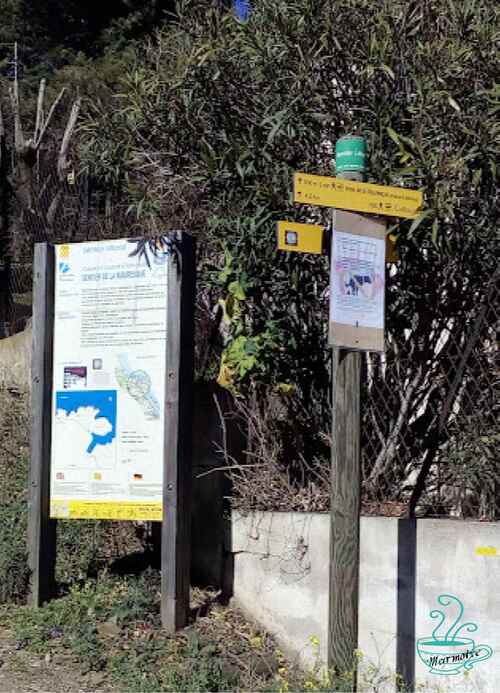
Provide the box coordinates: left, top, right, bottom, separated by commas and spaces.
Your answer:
475, 546, 498, 557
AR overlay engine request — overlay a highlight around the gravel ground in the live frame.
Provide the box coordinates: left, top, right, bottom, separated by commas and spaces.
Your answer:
0, 628, 114, 693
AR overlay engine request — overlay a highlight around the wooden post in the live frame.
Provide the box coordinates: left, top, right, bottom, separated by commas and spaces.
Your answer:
161, 231, 196, 632
329, 347, 361, 676
328, 138, 365, 679
28, 242, 57, 606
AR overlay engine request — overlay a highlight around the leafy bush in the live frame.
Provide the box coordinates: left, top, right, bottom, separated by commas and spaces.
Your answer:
13, 572, 160, 666
78, 0, 499, 516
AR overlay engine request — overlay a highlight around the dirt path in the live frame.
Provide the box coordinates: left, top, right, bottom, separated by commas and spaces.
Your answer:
0, 628, 113, 693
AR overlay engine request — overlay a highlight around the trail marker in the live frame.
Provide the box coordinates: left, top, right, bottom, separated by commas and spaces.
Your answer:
294, 172, 423, 219
335, 135, 367, 176
280, 134, 417, 688
276, 220, 324, 254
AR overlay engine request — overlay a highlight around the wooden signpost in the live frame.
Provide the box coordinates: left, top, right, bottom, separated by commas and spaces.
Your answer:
279, 135, 422, 687
28, 232, 195, 633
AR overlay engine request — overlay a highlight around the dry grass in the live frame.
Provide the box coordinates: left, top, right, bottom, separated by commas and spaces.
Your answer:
219, 393, 331, 515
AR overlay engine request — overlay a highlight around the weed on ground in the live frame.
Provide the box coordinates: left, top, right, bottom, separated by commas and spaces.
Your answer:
2, 572, 379, 692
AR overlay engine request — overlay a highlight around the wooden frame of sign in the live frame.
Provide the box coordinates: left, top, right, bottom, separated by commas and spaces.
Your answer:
162, 231, 195, 632
28, 233, 195, 634
29, 242, 57, 605
328, 210, 386, 353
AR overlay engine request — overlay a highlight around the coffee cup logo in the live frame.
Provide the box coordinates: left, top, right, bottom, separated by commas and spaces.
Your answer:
417, 594, 493, 676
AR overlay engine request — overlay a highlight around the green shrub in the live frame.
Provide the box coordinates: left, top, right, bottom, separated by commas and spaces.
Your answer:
13, 573, 239, 692
0, 391, 31, 603
0, 497, 30, 603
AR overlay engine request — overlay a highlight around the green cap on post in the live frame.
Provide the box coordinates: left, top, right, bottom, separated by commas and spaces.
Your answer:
335, 136, 366, 180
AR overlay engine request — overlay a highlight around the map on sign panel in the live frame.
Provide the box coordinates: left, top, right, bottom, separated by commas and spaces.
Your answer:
115, 354, 161, 420
53, 390, 117, 470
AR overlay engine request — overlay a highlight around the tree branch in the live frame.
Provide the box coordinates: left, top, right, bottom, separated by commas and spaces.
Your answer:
34, 87, 66, 148
57, 98, 81, 181
33, 78, 46, 144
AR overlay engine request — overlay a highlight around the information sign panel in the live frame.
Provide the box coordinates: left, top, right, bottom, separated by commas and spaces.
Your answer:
50, 239, 169, 521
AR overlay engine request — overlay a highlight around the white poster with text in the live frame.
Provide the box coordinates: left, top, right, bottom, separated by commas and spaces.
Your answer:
329, 230, 385, 330
50, 238, 169, 521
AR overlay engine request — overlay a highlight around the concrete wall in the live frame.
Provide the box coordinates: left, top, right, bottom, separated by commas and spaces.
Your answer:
228, 511, 500, 692
0, 323, 31, 391
230, 511, 330, 669
414, 520, 499, 692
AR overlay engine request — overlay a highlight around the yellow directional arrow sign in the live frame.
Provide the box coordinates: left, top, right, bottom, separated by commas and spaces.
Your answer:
293, 172, 423, 219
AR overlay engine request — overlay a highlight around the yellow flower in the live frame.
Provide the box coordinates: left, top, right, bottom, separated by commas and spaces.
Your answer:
249, 636, 263, 648
304, 681, 316, 690
321, 673, 331, 687
275, 382, 295, 395
309, 635, 320, 648
354, 648, 364, 660
278, 667, 287, 676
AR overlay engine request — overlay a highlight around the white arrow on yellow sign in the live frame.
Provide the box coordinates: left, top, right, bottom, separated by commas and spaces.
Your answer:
293, 172, 423, 220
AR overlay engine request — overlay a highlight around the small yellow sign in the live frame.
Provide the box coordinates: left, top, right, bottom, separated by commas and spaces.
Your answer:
277, 221, 324, 254
294, 172, 423, 219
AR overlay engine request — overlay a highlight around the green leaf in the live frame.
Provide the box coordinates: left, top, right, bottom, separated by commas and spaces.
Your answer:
228, 280, 246, 301
395, 167, 418, 175
408, 209, 434, 237
381, 64, 395, 80
431, 219, 439, 246
387, 127, 400, 145
448, 96, 461, 112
